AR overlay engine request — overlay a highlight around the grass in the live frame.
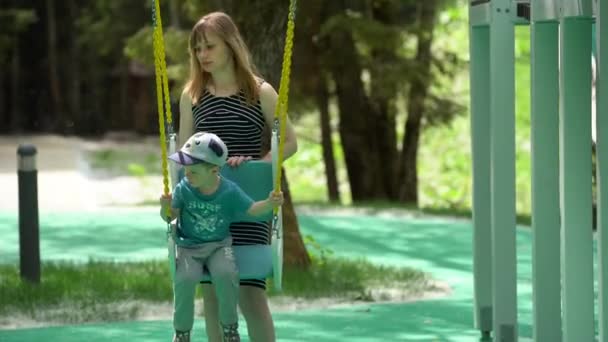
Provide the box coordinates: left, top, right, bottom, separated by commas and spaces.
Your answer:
86, 149, 161, 177
0, 257, 431, 324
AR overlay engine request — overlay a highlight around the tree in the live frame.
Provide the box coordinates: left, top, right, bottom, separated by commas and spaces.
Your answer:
0, 7, 37, 133
302, 0, 464, 205
398, 0, 439, 203
46, 0, 67, 132
292, 0, 341, 203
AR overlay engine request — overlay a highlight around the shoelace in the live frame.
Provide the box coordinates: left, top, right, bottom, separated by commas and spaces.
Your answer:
222, 325, 240, 342
173, 331, 190, 342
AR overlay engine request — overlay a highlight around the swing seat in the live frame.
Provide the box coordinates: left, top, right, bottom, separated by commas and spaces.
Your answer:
168, 160, 277, 281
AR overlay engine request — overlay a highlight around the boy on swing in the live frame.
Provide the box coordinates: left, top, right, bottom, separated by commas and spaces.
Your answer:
160, 132, 283, 342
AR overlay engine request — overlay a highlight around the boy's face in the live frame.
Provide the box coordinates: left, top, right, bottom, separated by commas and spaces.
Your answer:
183, 163, 218, 188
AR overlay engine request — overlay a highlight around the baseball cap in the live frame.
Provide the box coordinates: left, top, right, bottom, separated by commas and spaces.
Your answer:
169, 132, 228, 166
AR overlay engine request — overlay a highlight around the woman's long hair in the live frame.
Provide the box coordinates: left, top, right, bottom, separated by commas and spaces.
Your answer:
184, 12, 260, 104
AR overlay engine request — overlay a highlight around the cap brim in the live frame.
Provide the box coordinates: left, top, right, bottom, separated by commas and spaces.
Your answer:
168, 151, 204, 165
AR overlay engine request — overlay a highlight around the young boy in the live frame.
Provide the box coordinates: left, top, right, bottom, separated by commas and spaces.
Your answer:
160, 132, 283, 342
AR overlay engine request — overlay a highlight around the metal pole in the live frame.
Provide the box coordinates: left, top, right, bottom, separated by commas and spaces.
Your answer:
595, 0, 608, 339
559, 0, 595, 340
469, 2, 493, 339
489, 0, 517, 340
469, 21, 493, 342
530, 2, 562, 340
17, 144, 40, 284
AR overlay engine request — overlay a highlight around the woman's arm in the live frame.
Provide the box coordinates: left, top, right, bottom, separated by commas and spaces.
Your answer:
178, 90, 195, 146
259, 82, 298, 161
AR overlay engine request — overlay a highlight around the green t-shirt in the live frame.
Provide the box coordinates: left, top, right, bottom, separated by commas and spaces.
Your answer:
172, 177, 254, 246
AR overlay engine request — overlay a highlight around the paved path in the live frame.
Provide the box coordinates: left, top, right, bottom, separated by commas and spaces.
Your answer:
0, 134, 162, 211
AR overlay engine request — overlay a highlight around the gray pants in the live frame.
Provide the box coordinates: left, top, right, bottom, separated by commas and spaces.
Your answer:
173, 237, 238, 332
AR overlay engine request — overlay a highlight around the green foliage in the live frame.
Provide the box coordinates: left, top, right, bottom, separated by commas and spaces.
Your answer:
0, 9, 37, 64
86, 149, 161, 177
76, 1, 151, 59
124, 26, 190, 85
127, 163, 148, 177
303, 234, 334, 265
0, 9, 37, 32
289, 24, 535, 217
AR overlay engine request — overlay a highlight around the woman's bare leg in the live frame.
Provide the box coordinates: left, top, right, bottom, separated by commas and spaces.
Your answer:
239, 285, 275, 342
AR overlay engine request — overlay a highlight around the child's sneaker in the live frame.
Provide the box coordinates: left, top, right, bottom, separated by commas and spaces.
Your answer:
222, 323, 240, 342
173, 330, 190, 342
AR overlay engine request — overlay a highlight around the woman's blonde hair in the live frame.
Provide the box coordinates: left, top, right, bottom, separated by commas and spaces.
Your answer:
184, 12, 260, 104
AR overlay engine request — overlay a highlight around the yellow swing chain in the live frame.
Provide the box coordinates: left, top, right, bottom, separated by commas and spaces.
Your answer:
151, 0, 173, 199
273, 0, 297, 195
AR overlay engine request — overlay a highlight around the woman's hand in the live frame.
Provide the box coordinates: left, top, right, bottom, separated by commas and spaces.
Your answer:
226, 156, 253, 167
260, 153, 272, 163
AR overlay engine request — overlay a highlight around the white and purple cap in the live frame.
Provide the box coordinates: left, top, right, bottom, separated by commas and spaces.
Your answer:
169, 132, 228, 166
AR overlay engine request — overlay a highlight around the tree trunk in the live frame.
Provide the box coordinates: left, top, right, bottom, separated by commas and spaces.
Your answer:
46, 0, 65, 132
67, 0, 80, 133
369, 2, 401, 200
324, 14, 385, 201
168, 0, 180, 28
317, 76, 341, 202
10, 42, 21, 132
0, 68, 4, 132
216, 1, 311, 269
399, 1, 438, 204
300, 0, 341, 203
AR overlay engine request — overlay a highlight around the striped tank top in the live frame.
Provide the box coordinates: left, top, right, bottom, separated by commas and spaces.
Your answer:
192, 90, 270, 246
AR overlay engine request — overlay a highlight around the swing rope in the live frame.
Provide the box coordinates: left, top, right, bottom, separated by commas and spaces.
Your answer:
273, 0, 297, 197
151, 0, 173, 200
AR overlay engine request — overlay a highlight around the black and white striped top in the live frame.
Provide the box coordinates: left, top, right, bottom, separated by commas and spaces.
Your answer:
192, 90, 270, 246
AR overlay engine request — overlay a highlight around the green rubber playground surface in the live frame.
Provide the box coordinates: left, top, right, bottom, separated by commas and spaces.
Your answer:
0, 208, 596, 341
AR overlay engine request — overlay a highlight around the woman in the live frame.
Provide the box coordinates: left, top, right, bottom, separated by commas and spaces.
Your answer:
178, 11, 298, 342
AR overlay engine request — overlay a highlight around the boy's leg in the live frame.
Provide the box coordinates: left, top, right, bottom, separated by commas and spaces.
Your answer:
207, 245, 239, 324
174, 247, 204, 333
206, 245, 239, 335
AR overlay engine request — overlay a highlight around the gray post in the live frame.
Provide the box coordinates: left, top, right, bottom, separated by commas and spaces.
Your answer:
17, 144, 40, 283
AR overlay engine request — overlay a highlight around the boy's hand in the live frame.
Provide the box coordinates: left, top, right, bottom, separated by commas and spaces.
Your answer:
268, 191, 284, 207
160, 193, 172, 207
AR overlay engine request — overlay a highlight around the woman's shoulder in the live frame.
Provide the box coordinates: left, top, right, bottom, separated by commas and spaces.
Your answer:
257, 79, 277, 100
180, 87, 194, 105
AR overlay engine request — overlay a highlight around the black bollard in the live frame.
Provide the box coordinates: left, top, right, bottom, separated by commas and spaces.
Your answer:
17, 144, 40, 284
